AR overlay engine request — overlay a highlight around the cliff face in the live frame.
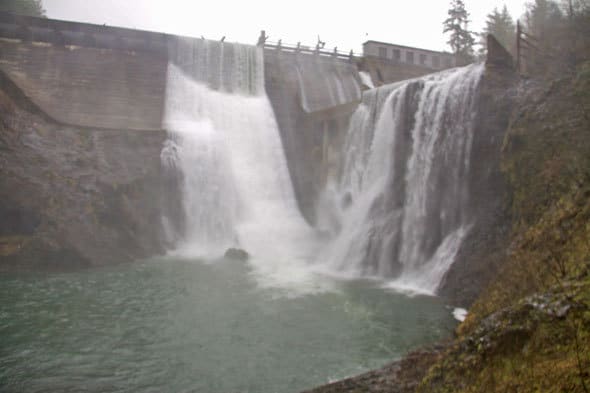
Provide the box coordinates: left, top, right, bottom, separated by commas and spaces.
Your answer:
438, 37, 518, 306
0, 72, 170, 270
307, 37, 590, 393
417, 61, 590, 393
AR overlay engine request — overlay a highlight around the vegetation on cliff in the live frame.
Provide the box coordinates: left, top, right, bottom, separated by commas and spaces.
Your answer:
411, 3, 590, 390
416, 59, 590, 393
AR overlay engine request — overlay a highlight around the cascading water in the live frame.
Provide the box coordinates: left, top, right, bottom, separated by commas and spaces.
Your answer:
161, 38, 321, 291
160, 36, 483, 295
321, 64, 484, 294
294, 59, 361, 113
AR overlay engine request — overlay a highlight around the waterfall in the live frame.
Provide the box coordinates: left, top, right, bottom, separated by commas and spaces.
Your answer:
161, 38, 319, 285
321, 64, 484, 294
359, 71, 375, 89
294, 58, 361, 113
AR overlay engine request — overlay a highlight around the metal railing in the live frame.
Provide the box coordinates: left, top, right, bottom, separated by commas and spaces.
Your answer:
260, 39, 357, 61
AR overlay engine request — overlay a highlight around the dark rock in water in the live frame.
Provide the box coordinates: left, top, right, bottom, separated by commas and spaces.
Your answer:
341, 192, 352, 210
224, 248, 249, 261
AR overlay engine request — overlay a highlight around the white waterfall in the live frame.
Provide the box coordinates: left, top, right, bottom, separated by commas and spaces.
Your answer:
161, 39, 321, 291
321, 64, 484, 294
160, 37, 484, 296
294, 58, 361, 113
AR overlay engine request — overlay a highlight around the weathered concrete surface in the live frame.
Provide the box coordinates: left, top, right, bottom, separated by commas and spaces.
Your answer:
0, 70, 172, 270
0, 12, 366, 266
0, 12, 169, 53
0, 12, 169, 131
264, 49, 360, 223
0, 38, 167, 130
359, 56, 442, 87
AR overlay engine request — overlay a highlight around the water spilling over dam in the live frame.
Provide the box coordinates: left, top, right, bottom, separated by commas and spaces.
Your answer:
320, 64, 484, 294
160, 38, 322, 291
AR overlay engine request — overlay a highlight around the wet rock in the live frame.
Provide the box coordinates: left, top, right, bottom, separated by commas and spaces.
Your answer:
304, 346, 446, 393
224, 248, 249, 261
0, 77, 171, 271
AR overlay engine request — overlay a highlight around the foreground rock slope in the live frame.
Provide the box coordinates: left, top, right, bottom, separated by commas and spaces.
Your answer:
309, 59, 590, 393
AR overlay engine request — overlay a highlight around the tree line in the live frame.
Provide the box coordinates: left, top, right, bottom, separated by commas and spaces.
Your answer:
0, 0, 45, 17
443, 0, 590, 72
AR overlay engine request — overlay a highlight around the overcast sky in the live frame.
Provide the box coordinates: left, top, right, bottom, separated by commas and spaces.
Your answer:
43, 0, 530, 54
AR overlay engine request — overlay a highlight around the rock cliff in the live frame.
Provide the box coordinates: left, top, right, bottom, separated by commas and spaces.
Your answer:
0, 70, 171, 270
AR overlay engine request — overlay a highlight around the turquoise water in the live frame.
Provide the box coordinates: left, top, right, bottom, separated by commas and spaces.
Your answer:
0, 257, 456, 393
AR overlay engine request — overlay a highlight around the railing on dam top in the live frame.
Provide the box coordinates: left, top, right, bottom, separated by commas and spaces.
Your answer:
257, 31, 357, 62
262, 41, 357, 62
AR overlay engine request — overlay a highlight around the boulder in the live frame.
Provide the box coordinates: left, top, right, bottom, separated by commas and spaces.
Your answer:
224, 248, 249, 261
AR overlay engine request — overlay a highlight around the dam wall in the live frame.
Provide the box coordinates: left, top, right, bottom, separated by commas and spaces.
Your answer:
0, 12, 169, 131
0, 11, 364, 226
0, 39, 167, 130
0, 12, 363, 268
0, 12, 362, 132
263, 49, 361, 223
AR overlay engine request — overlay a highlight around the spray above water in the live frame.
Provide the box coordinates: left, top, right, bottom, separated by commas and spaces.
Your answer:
161, 38, 326, 294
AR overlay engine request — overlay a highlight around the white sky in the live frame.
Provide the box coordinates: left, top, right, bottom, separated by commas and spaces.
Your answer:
42, 0, 530, 54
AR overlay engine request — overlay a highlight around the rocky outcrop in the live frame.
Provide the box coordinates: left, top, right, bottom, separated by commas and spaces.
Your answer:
415, 59, 590, 393
303, 346, 447, 393
306, 38, 523, 393
0, 69, 171, 270
438, 36, 518, 306
224, 248, 249, 261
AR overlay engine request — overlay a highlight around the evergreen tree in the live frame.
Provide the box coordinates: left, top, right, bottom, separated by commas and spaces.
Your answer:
479, 5, 516, 56
525, 0, 563, 37
443, 0, 476, 65
0, 0, 45, 17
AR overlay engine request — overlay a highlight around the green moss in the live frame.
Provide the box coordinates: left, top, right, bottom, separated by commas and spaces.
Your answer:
419, 286, 590, 392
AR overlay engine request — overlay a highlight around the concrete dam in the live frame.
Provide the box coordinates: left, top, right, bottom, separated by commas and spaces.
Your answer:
0, 12, 515, 299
